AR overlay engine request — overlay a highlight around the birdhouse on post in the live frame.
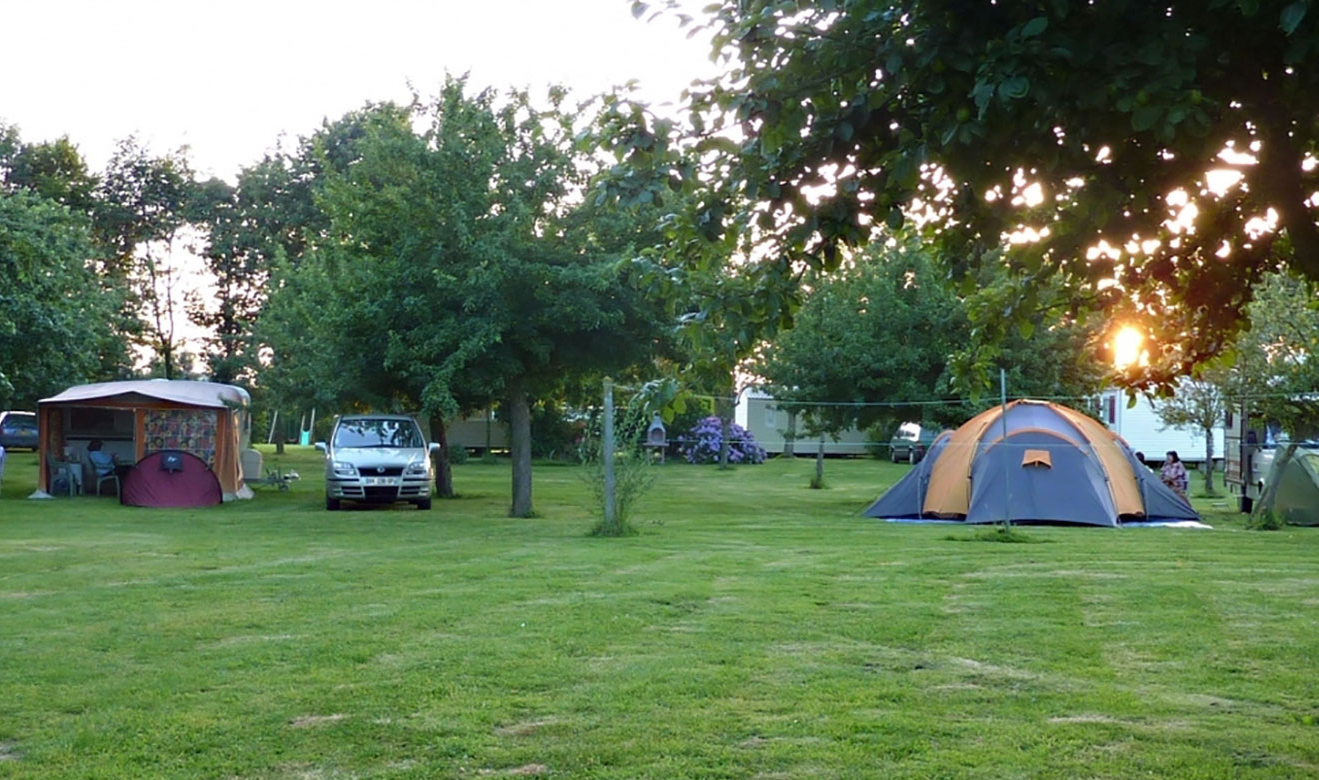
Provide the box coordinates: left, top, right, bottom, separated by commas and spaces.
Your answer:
645, 413, 667, 462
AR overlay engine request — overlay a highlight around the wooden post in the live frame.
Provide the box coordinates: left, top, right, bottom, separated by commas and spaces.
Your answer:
603, 378, 616, 532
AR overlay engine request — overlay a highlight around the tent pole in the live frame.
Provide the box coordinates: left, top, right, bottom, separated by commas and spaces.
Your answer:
1001, 369, 1011, 529
267, 410, 278, 445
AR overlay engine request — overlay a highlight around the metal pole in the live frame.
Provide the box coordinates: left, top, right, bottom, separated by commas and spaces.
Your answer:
603, 377, 616, 532
1001, 368, 1011, 529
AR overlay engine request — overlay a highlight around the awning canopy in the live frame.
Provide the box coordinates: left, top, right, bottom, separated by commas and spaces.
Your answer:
40, 380, 249, 409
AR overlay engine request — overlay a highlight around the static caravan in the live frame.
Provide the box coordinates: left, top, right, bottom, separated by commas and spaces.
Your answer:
736, 389, 874, 456
446, 408, 509, 453
1095, 389, 1226, 466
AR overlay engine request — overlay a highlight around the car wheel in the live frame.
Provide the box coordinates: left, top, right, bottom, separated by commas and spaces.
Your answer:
908, 449, 919, 465
326, 497, 341, 511
890, 447, 900, 463
414, 498, 432, 510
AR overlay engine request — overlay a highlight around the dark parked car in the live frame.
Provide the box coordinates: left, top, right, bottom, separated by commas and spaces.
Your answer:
889, 424, 938, 464
0, 411, 38, 450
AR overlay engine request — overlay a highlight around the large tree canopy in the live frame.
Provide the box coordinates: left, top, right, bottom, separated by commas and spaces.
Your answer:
611, 0, 1319, 389
262, 82, 668, 514
754, 236, 1104, 440
0, 191, 117, 408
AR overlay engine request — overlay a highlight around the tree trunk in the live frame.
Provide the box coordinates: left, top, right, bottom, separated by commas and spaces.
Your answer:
275, 412, 285, 455
784, 412, 797, 457
813, 439, 825, 488
1254, 442, 1298, 518
1203, 425, 1214, 493
716, 386, 734, 470
508, 378, 533, 517
429, 416, 454, 499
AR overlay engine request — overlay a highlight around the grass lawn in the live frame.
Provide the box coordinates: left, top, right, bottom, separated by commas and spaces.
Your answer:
1, 447, 1317, 779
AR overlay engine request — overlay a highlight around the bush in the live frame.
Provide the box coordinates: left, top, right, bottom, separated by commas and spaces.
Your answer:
945, 527, 1048, 544
679, 416, 767, 465
580, 401, 657, 537
531, 400, 583, 460
446, 445, 469, 465
1247, 509, 1286, 531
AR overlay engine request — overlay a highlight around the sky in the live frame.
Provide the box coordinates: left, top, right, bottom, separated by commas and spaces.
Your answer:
0, 0, 721, 366
1, 0, 720, 180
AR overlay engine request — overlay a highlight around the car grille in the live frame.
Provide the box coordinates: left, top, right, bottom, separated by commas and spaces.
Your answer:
363, 486, 401, 502
357, 466, 404, 477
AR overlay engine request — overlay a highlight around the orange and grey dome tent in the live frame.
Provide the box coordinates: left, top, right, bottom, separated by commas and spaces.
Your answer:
863, 400, 1200, 527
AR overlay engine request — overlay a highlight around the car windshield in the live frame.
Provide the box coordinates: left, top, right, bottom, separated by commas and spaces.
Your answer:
333, 419, 424, 449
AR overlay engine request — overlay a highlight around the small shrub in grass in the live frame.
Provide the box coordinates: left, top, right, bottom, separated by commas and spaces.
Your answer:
944, 526, 1048, 543
1247, 510, 1286, 530
580, 400, 657, 537
480, 451, 499, 465
680, 417, 767, 465
447, 446, 469, 465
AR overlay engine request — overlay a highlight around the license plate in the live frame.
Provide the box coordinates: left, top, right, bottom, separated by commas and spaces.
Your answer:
362, 477, 399, 486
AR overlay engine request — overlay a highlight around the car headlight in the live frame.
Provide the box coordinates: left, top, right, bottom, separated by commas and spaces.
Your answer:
332, 461, 358, 477
405, 461, 429, 476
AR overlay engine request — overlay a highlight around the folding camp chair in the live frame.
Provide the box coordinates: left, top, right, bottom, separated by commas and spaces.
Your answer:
45, 454, 81, 496
82, 451, 120, 498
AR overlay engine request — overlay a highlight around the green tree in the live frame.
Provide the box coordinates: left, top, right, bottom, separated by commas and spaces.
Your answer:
185, 174, 279, 386
755, 239, 962, 438
1, 124, 132, 382
1, 127, 98, 214
93, 138, 194, 379
0, 191, 116, 407
1229, 271, 1319, 514
613, 0, 1319, 388
225, 119, 379, 452
264, 83, 667, 514
754, 238, 1104, 442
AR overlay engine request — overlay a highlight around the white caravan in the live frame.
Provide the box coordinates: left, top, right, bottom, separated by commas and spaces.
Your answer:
1095, 389, 1226, 466
736, 389, 874, 456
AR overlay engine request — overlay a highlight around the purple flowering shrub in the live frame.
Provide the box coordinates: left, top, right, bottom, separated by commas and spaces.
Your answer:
680, 416, 767, 465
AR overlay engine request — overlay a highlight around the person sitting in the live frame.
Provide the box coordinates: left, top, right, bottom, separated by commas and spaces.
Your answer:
87, 439, 116, 477
1160, 450, 1189, 499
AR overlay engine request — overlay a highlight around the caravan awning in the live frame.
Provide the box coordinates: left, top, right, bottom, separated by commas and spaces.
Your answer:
40, 380, 249, 409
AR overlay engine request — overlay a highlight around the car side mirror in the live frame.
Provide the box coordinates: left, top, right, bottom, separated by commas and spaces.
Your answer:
314, 442, 328, 453
428, 442, 441, 454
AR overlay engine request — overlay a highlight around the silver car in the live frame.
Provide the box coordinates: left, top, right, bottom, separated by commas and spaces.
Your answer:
317, 414, 438, 510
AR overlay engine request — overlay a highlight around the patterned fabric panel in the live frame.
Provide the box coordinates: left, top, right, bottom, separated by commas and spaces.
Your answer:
144, 409, 218, 466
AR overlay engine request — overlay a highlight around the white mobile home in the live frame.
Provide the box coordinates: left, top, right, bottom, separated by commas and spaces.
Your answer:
736, 389, 874, 456
1095, 389, 1226, 466
446, 408, 509, 453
